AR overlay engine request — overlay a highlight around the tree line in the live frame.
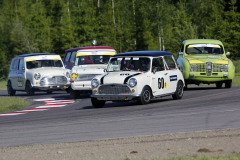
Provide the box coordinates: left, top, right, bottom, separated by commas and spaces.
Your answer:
0, 0, 240, 79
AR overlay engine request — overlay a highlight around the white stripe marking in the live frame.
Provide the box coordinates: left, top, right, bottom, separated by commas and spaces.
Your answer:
0, 98, 76, 117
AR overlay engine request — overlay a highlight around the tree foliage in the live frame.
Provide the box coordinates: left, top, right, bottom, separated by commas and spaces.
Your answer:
0, 0, 240, 79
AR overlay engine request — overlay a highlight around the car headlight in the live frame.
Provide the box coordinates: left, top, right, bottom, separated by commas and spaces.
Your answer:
129, 78, 137, 87
91, 79, 99, 88
220, 64, 228, 72
190, 64, 198, 72
34, 73, 41, 80
66, 72, 70, 78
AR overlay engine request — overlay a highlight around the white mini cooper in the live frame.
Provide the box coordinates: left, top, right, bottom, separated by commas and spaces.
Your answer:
7, 53, 70, 96
90, 51, 185, 108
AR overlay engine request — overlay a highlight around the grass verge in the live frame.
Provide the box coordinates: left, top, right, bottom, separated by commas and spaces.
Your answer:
233, 73, 240, 86
0, 80, 7, 90
0, 97, 30, 113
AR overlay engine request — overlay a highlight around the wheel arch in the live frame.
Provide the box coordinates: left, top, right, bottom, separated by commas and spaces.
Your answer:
141, 85, 153, 98
175, 80, 184, 92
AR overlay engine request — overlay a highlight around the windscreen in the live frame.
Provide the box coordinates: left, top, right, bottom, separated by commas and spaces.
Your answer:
186, 44, 224, 55
75, 55, 111, 65
26, 60, 63, 69
107, 57, 150, 72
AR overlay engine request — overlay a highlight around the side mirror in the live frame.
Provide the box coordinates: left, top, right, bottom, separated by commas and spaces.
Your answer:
152, 68, 157, 74
226, 52, 230, 56
178, 52, 183, 55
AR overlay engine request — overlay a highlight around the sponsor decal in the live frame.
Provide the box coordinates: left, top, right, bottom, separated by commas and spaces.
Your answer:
26, 55, 61, 61
76, 51, 116, 57
71, 73, 78, 79
170, 75, 177, 82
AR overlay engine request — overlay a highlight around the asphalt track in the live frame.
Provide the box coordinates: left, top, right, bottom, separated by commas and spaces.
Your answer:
0, 86, 240, 147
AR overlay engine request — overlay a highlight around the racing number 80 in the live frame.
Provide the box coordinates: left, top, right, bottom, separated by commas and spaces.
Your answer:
158, 78, 164, 89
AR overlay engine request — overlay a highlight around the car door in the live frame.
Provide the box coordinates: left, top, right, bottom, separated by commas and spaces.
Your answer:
164, 55, 179, 93
17, 58, 26, 90
63, 51, 73, 69
177, 43, 184, 72
151, 57, 170, 96
9, 58, 19, 90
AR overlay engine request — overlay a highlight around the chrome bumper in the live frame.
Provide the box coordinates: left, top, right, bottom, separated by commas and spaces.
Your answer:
33, 84, 70, 91
91, 94, 140, 101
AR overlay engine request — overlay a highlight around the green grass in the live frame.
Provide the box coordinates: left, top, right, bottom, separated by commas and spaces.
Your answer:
233, 59, 240, 74
233, 73, 240, 86
0, 97, 31, 113
0, 80, 7, 90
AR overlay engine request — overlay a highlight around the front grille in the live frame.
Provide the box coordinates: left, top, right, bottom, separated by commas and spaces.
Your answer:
77, 74, 100, 81
40, 76, 67, 86
213, 63, 227, 72
192, 63, 226, 75
98, 84, 131, 94
196, 63, 206, 72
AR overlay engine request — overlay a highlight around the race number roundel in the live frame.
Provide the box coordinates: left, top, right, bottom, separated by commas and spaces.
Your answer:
164, 82, 167, 88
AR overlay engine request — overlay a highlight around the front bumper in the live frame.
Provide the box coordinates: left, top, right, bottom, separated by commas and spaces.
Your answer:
33, 84, 70, 91
91, 94, 140, 101
71, 81, 91, 91
185, 72, 232, 82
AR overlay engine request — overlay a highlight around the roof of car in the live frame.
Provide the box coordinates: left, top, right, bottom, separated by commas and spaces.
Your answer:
16, 53, 57, 58
65, 46, 116, 52
112, 51, 173, 57
182, 39, 223, 45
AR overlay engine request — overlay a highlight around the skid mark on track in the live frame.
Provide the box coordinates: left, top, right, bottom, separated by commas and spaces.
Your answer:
0, 98, 76, 117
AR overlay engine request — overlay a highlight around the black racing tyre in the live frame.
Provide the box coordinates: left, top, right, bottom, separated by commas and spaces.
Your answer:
70, 89, 80, 99
138, 86, 151, 105
172, 81, 184, 100
184, 83, 188, 90
91, 97, 105, 108
7, 81, 16, 96
65, 87, 71, 93
25, 81, 34, 96
225, 80, 232, 88
216, 82, 223, 89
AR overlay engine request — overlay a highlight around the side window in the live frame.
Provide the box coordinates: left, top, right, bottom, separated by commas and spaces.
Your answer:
164, 56, 176, 70
70, 51, 77, 63
152, 57, 165, 72
179, 44, 184, 52
64, 52, 71, 63
11, 59, 19, 71
18, 59, 25, 72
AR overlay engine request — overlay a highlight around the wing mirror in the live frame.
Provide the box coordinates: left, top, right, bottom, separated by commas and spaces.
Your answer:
152, 68, 157, 74
178, 52, 183, 55
226, 52, 230, 56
